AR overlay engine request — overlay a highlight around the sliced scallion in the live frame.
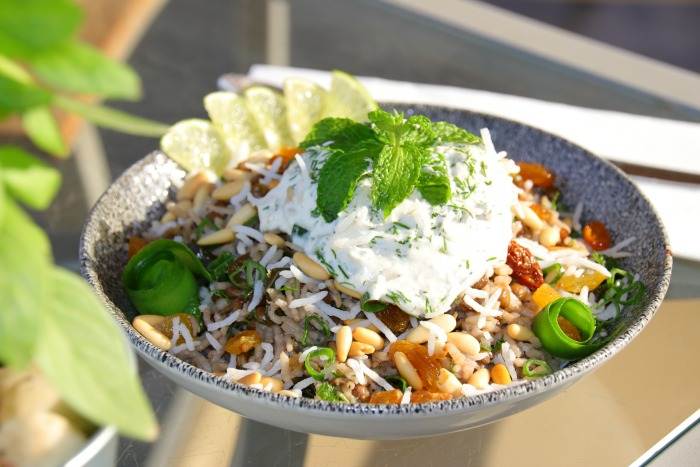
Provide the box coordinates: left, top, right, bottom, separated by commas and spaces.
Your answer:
304, 347, 336, 381
522, 359, 553, 378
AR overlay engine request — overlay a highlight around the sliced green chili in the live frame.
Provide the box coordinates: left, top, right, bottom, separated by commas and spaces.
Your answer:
532, 297, 600, 359
122, 239, 211, 318
543, 262, 564, 285
304, 347, 336, 381
300, 314, 332, 347
522, 359, 553, 378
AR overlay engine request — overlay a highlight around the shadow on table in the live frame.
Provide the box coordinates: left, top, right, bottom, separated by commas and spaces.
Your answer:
229, 418, 498, 467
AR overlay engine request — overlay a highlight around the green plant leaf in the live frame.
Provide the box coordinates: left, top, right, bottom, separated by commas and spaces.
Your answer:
0, 74, 51, 114
22, 107, 68, 157
0, 146, 61, 209
432, 121, 480, 145
54, 95, 169, 136
0, 54, 33, 84
0, 0, 82, 58
30, 41, 141, 100
36, 267, 158, 440
300, 117, 375, 150
417, 151, 451, 205
0, 197, 51, 368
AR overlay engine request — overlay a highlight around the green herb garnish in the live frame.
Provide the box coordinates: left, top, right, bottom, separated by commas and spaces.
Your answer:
360, 292, 387, 313
194, 217, 216, 239
207, 251, 236, 281
301, 110, 480, 221
300, 314, 332, 347
543, 262, 564, 284
386, 375, 408, 392
228, 259, 267, 293
386, 289, 409, 304
315, 382, 349, 402
292, 223, 308, 238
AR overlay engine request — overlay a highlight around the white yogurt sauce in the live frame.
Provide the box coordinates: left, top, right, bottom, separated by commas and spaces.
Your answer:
256, 130, 519, 317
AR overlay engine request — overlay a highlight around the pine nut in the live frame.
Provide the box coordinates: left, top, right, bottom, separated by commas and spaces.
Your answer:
260, 376, 283, 392
238, 372, 262, 386
393, 351, 423, 390
133, 315, 171, 351
197, 228, 234, 246
223, 168, 255, 182
522, 205, 545, 232
539, 226, 561, 247
177, 171, 211, 200
468, 368, 490, 389
348, 341, 375, 357
192, 185, 211, 211
263, 232, 285, 247
160, 211, 176, 223
446, 332, 480, 356
494, 264, 513, 276
490, 364, 512, 385
333, 281, 362, 299
507, 323, 536, 342
226, 203, 257, 229
292, 252, 330, 280
352, 327, 384, 349
169, 200, 192, 218
212, 180, 245, 201
437, 368, 462, 395
406, 314, 457, 344
336, 326, 352, 363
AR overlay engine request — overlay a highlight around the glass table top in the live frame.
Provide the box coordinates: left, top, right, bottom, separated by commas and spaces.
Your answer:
24, 0, 699, 465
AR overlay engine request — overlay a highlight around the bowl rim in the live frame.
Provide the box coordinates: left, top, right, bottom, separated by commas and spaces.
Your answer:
80, 103, 673, 418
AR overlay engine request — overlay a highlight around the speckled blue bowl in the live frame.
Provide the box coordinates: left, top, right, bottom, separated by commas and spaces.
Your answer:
80, 104, 672, 439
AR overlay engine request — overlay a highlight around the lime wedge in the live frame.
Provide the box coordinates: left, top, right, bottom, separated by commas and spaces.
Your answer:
324, 70, 377, 121
160, 119, 227, 175
283, 78, 327, 144
204, 91, 266, 167
244, 86, 294, 151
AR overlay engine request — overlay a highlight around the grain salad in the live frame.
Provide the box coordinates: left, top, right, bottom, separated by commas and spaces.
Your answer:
124, 109, 644, 404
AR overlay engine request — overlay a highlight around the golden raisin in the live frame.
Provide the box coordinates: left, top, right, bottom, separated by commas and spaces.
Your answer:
275, 147, 302, 171
128, 236, 148, 259
507, 241, 544, 291
225, 330, 261, 355
376, 305, 411, 334
389, 341, 442, 392
157, 313, 199, 342
530, 204, 552, 222
517, 162, 555, 188
582, 221, 612, 251
410, 390, 453, 404
369, 389, 403, 404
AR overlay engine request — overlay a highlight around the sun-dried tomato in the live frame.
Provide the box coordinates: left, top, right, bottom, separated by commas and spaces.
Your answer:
506, 241, 544, 291
410, 390, 453, 404
516, 162, 555, 189
582, 221, 612, 251
376, 305, 411, 334
369, 389, 403, 404
389, 341, 442, 392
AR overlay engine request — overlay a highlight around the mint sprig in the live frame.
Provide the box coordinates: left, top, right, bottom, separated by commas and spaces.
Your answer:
301, 109, 480, 221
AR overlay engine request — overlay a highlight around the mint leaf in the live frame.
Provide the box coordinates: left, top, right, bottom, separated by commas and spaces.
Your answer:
0, 146, 61, 209
0, 74, 51, 113
0, 197, 51, 368
369, 111, 434, 216
432, 121, 480, 145
300, 117, 374, 149
316, 140, 379, 221
22, 106, 68, 157
417, 152, 451, 205
0, 0, 82, 58
37, 267, 158, 440
30, 41, 141, 100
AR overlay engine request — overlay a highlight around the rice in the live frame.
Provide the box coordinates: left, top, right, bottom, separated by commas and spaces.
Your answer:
207, 310, 241, 332
289, 291, 328, 308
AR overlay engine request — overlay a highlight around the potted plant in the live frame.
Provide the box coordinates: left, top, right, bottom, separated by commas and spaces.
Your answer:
0, 0, 167, 465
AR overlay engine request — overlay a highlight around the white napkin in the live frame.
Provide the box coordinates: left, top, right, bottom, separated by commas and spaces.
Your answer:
245, 65, 700, 260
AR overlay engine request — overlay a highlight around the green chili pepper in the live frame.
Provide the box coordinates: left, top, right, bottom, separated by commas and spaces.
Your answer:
522, 359, 553, 378
532, 297, 600, 359
122, 239, 211, 318
304, 347, 336, 381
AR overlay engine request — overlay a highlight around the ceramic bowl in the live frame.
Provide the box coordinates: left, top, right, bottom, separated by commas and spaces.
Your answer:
80, 104, 672, 439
